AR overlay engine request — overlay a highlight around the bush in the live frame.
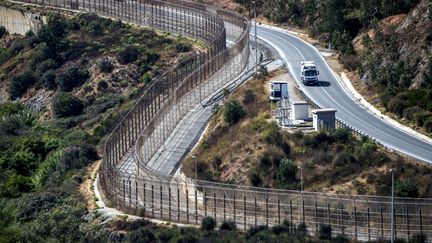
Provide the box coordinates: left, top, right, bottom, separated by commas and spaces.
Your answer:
414, 112, 430, 127
319, 224, 332, 239
56, 66, 89, 92
87, 21, 103, 36
387, 96, 405, 117
278, 159, 298, 186
330, 128, 351, 143
0, 25, 8, 38
424, 118, 432, 133
340, 54, 360, 71
127, 228, 156, 243
9, 71, 36, 100
201, 216, 216, 230
175, 43, 192, 52
219, 220, 237, 231
34, 59, 58, 77
222, 100, 246, 125
403, 106, 422, 120
52, 92, 84, 118
99, 59, 113, 73
395, 179, 419, 198
243, 89, 256, 104
40, 69, 57, 90
57, 144, 98, 172
118, 46, 139, 64
249, 171, 262, 187
296, 222, 307, 236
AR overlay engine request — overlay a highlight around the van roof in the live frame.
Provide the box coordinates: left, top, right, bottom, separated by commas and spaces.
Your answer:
270, 80, 288, 84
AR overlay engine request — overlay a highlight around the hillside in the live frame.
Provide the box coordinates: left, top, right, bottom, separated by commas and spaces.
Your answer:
0, 5, 198, 241
183, 69, 432, 198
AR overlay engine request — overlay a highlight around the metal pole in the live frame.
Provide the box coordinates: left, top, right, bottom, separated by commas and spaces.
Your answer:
253, 1, 257, 76
391, 169, 394, 243
299, 164, 304, 223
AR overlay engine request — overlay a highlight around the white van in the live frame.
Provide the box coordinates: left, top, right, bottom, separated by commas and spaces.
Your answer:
300, 61, 319, 85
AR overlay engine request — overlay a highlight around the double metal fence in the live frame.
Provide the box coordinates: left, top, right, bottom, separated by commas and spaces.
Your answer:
12, 0, 432, 241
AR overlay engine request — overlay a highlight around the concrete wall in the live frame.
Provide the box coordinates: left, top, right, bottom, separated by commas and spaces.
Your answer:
0, 6, 43, 35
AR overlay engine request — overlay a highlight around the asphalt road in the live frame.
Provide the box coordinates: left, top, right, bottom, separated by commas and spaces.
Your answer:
258, 25, 432, 163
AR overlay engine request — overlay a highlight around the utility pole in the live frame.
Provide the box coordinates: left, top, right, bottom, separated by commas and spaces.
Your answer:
252, 1, 258, 76
192, 154, 197, 181
390, 169, 395, 243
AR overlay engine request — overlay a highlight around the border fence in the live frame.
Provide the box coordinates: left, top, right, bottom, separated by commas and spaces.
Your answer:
11, 0, 432, 241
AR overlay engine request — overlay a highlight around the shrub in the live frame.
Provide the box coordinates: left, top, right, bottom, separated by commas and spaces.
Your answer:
52, 92, 84, 118
249, 171, 262, 187
424, 118, 432, 133
246, 225, 268, 238
127, 228, 156, 243
99, 59, 113, 73
395, 179, 419, 198
34, 59, 58, 77
403, 106, 422, 120
9, 71, 36, 100
56, 66, 89, 92
0, 25, 8, 38
332, 152, 356, 167
222, 100, 246, 125
319, 224, 332, 239
57, 144, 98, 172
201, 216, 216, 230
97, 80, 109, 91
387, 96, 405, 117
296, 222, 307, 236
278, 159, 298, 186
40, 69, 57, 90
175, 42, 192, 52
219, 220, 237, 231
330, 128, 351, 143
118, 46, 139, 64
243, 89, 256, 104
87, 21, 103, 36
414, 112, 430, 127
340, 54, 360, 71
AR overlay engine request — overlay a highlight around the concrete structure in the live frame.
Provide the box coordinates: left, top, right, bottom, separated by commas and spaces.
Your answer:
269, 80, 288, 100
0, 6, 43, 35
313, 108, 336, 131
291, 101, 308, 120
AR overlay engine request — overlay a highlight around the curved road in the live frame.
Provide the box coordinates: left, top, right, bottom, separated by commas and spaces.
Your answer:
258, 25, 432, 163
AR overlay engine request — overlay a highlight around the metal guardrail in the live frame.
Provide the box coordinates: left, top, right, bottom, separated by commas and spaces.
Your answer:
10, 0, 432, 241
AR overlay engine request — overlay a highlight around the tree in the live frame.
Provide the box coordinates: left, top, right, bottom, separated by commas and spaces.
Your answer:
222, 100, 246, 124
395, 179, 419, 198
0, 25, 8, 38
9, 71, 36, 100
118, 46, 139, 64
56, 66, 89, 92
52, 93, 84, 118
278, 159, 298, 186
37, 12, 69, 54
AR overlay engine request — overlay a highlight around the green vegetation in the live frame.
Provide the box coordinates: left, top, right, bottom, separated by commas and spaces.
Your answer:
0, 7, 198, 241
0, 25, 8, 38
223, 100, 246, 124
52, 92, 84, 118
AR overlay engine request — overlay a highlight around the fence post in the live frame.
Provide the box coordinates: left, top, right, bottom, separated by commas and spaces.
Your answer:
123, 179, 126, 205
394, 207, 397, 239
160, 185, 163, 219
204, 192, 207, 216
315, 200, 318, 232
380, 203, 384, 239
419, 208, 422, 234
143, 183, 146, 216
135, 181, 138, 207
354, 206, 357, 240
195, 189, 198, 224
327, 203, 331, 227
169, 187, 171, 221
367, 207, 371, 242
406, 205, 409, 241
290, 200, 293, 234
340, 200, 344, 236
223, 194, 226, 221
233, 195, 236, 223
151, 185, 154, 217
277, 198, 281, 225
213, 192, 216, 219
177, 188, 180, 222
244, 195, 247, 230
186, 189, 189, 223
266, 195, 269, 227
254, 196, 257, 227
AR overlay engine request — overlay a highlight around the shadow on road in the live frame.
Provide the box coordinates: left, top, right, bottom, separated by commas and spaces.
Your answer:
318, 81, 331, 87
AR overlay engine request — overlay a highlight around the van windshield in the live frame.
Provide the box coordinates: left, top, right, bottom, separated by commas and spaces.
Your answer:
305, 70, 317, 76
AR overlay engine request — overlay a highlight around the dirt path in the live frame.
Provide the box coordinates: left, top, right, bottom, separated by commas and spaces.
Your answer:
79, 160, 101, 211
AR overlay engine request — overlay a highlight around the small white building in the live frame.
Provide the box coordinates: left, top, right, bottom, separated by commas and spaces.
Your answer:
291, 101, 309, 120
269, 81, 288, 101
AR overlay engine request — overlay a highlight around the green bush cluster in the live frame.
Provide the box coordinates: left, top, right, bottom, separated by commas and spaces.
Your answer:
56, 66, 89, 92
52, 93, 84, 118
9, 71, 36, 100
0, 25, 8, 38
222, 100, 246, 125
118, 46, 139, 64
